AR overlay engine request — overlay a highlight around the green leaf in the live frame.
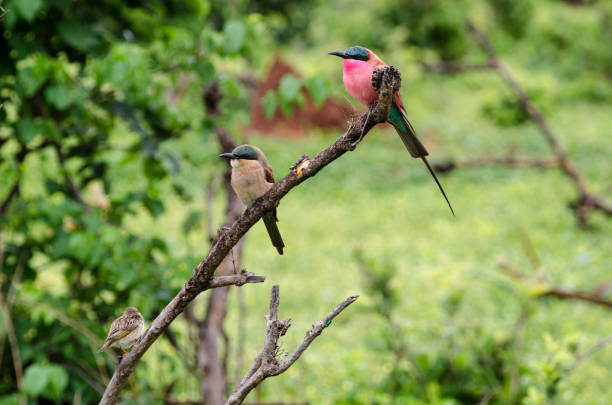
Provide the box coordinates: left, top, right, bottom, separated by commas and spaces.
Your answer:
143, 196, 164, 217
0, 394, 21, 405
17, 54, 54, 96
144, 157, 168, 180
278, 74, 305, 116
278, 74, 302, 101
47, 365, 68, 398
262, 91, 277, 119
44, 84, 87, 110
182, 210, 202, 234
57, 22, 101, 51
22, 363, 49, 397
17, 118, 44, 143
223, 20, 246, 54
306, 76, 329, 108
13, 0, 43, 22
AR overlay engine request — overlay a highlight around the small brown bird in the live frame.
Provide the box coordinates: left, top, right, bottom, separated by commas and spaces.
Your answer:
98, 307, 145, 353
219, 144, 285, 255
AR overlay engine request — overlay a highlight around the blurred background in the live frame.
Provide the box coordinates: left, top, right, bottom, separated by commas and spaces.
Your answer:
1, 0, 611, 404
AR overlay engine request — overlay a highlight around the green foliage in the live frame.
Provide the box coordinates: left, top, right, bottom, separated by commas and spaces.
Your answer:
488, 0, 533, 38
22, 363, 68, 400
263, 73, 329, 118
0, 0, 270, 402
379, 0, 469, 60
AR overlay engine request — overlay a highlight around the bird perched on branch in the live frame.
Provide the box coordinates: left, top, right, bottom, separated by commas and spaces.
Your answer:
99, 307, 145, 354
329, 46, 454, 215
219, 144, 285, 255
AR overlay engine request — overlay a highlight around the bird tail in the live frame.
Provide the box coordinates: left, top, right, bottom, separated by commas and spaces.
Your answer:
388, 103, 455, 216
388, 103, 429, 158
420, 156, 455, 216
262, 210, 285, 255
98, 340, 111, 352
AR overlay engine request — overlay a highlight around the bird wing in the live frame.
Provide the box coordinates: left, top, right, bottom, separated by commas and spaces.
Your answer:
106, 315, 140, 342
263, 164, 275, 183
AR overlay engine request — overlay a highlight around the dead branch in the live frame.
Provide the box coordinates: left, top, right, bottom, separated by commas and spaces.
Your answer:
209, 270, 266, 288
537, 288, 612, 309
98, 66, 401, 404
498, 259, 612, 309
465, 20, 612, 226
198, 102, 246, 405
425, 20, 612, 227
225, 286, 359, 405
433, 155, 559, 174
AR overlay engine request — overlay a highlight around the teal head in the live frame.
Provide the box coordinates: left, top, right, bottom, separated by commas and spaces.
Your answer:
328, 46, 370, 61
219, 144, 263, 167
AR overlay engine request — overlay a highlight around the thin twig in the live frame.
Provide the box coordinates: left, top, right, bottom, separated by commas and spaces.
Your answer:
537, 289, 612, 309
98, 65, 400, 405
569, 334, 612, 373
225, 286, 359, 405
433, 155, 559, 174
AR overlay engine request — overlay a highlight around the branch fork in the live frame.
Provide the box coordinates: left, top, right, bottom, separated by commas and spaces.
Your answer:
99, 66, 398, 404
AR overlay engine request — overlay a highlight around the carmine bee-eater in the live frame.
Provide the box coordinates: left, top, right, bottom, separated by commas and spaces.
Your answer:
219, 145, 285, 255
99, 307, 145, 354
329, 46, 454, 215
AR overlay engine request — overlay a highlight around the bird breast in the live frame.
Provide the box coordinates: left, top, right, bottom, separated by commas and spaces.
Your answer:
231, 160, 272, 206
342, 59, 379, 106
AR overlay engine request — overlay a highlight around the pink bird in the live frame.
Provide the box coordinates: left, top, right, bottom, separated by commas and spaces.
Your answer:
330, 46, 454, 215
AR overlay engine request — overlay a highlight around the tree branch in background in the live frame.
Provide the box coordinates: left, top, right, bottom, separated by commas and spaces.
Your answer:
424, 20, 612, 227
433, 155, 559, 174
0, 181, 20, 219
225, 285, 359, 405
420, 60, 495, 74
197, 85, 247, 405
99, 65, 401, 404
498, 257, 612, 310
466, 20, 612, 226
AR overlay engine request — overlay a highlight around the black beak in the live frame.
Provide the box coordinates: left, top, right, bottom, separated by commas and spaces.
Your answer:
219, 153, 236, 159
328, 51, 349, 59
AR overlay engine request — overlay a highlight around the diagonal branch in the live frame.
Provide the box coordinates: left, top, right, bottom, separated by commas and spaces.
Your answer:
424, 21, 612, 227
463, 20, 612, 226
225, 285, 359, 405
98, 65, 401, 404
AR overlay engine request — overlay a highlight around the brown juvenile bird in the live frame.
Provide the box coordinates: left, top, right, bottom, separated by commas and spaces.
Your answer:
219, 144, 285, 255
98, 307, 145, 353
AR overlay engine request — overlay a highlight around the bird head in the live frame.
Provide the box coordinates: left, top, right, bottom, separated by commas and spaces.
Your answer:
124, 307, 140, 315
219, 144, 263, 168
328, 46, 370, 61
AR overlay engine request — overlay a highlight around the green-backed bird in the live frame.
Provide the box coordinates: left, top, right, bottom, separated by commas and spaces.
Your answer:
329, 46, 454, 215
99, 307, 145, 354
219, 145, 285, 255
